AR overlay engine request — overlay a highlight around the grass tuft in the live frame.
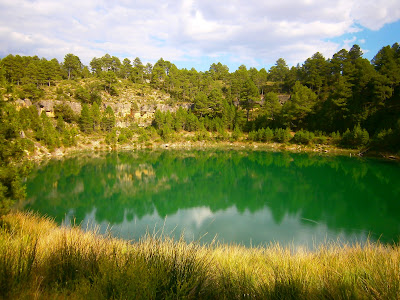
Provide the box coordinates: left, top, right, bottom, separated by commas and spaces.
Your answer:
1, 211, 399, 299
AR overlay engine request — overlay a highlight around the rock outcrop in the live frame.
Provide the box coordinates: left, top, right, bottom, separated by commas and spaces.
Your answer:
34, 100, 82, 116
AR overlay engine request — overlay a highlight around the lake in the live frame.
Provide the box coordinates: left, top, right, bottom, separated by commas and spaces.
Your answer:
22, 150, 400, 248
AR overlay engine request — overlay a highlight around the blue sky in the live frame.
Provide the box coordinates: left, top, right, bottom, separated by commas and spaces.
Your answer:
0, 0, 399, 72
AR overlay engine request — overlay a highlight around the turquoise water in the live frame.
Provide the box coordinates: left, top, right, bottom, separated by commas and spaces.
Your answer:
23, 150, 400, 248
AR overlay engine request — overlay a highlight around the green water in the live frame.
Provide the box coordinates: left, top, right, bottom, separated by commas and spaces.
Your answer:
23, 150, 400, 247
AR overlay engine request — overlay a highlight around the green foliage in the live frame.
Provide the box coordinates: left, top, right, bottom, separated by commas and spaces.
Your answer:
274, 128, 291, 143
0, 102, 32, 214
79, 104, 93, 133
74, 85, 102, 105
56, 115, 65, 132
61, 128, 77, 147
247, 127, 275, 143
91, 102, 101, 131
54, 103, 77, 123
101, 71, 118, 95
341, 125, 370, 148
63, 54, 82, 80
74, 86, 91, 103
105, 130, 117, 145
216, 124, 228, 140
152, 109, 164, 129
269, 58, 289, 83
39, 112, 61, 151
19, 83, 44, 101
0, 43, 400, 153
292, 130, 315, 145
263, 92, 281, 122
330, 131, 342, 145
174, 107, 187, 131
312, 131, 328, 144
240, 78, 259, 121
231, 126, 242, 141
372, 128, 400, 151
101, 106, 116, 132
117, 128, 133, 144
137, 128, 150, 143
282, 81, 318, 129
186, 112, 199, 132
193, 91, 209, 117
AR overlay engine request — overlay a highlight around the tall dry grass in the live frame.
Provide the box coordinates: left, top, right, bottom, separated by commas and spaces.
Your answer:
1, 211, 399, 299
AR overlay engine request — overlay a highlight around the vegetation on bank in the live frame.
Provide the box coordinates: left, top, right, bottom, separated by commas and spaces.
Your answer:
1, 211, 399, 299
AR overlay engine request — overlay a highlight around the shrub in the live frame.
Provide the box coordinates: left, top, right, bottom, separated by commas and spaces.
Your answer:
231, 126, 242, 141
341, 125, 370, 148
293, 130, 314, 145
264, 127, 274, 142
118, 133, 128, 144
248, 130, 256, 141
330, 131, 341, 145
54, 103, 77, 123
105, 130, 117, 145
74, 87, 91, 103
274, 128, 291, 143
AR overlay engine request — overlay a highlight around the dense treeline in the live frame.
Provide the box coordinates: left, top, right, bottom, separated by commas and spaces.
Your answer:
1, 44, 399, 148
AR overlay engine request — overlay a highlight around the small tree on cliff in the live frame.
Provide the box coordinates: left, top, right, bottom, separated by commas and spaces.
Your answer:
79, 104, 93, 133
101, 106, 115, 132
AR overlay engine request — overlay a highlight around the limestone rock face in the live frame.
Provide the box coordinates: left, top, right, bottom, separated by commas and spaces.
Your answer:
103, 101, 132, 117
12, 94, 193, 128
15, 99, 32, 108
34, 100, 82, 115
67, 101, 82, 114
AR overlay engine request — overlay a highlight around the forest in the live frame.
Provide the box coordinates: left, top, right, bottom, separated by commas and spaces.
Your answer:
1, 43, 400, 212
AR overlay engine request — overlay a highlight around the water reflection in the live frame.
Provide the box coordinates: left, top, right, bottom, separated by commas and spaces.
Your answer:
23, 150, 400, 247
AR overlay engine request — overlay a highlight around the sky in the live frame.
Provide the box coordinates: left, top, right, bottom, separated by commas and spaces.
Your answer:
0, 0, 399, 72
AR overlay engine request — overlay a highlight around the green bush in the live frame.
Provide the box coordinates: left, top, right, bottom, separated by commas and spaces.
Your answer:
264, 127, 274, 142
118, 133, 128, 144
231, 126, 242, 141
341, 125, 369, 148
105, 130, 117, 145
274, 128, 291, 143
248, 130, 256, 141
54, 103, 77, 123
292, 130, 314, 145
330, 131, 341, 145
247, 127, 273, 142
74, 87, 91, 103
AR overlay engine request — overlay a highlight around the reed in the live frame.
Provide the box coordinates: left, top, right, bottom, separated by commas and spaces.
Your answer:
1, 211, 399, 299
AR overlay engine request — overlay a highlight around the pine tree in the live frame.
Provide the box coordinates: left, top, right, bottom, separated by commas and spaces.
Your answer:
101, 106, 115, 132
79, 104, 93, 133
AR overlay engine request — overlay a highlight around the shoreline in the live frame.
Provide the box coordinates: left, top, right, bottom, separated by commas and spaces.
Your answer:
24, 137, 399, 165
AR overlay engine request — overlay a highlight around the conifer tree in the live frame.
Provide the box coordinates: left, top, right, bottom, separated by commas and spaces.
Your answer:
101, 106, 115, 132
79, 104, 93, 133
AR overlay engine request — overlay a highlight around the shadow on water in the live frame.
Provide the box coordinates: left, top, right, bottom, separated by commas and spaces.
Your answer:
22, 150, 400, 247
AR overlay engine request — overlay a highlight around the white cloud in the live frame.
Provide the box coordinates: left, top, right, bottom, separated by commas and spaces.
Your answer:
351, 0, 400, 30
0, 0, 399, 70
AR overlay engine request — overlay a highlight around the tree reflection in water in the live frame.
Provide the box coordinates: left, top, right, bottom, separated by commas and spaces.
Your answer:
23, 150, 400, 247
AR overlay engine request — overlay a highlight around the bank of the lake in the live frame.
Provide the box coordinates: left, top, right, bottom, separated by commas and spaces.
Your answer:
1, 211, 399, 299
25, 133, 395, 164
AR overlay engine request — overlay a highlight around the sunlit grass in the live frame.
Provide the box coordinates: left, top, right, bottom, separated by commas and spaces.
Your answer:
1, 211, 399, 299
